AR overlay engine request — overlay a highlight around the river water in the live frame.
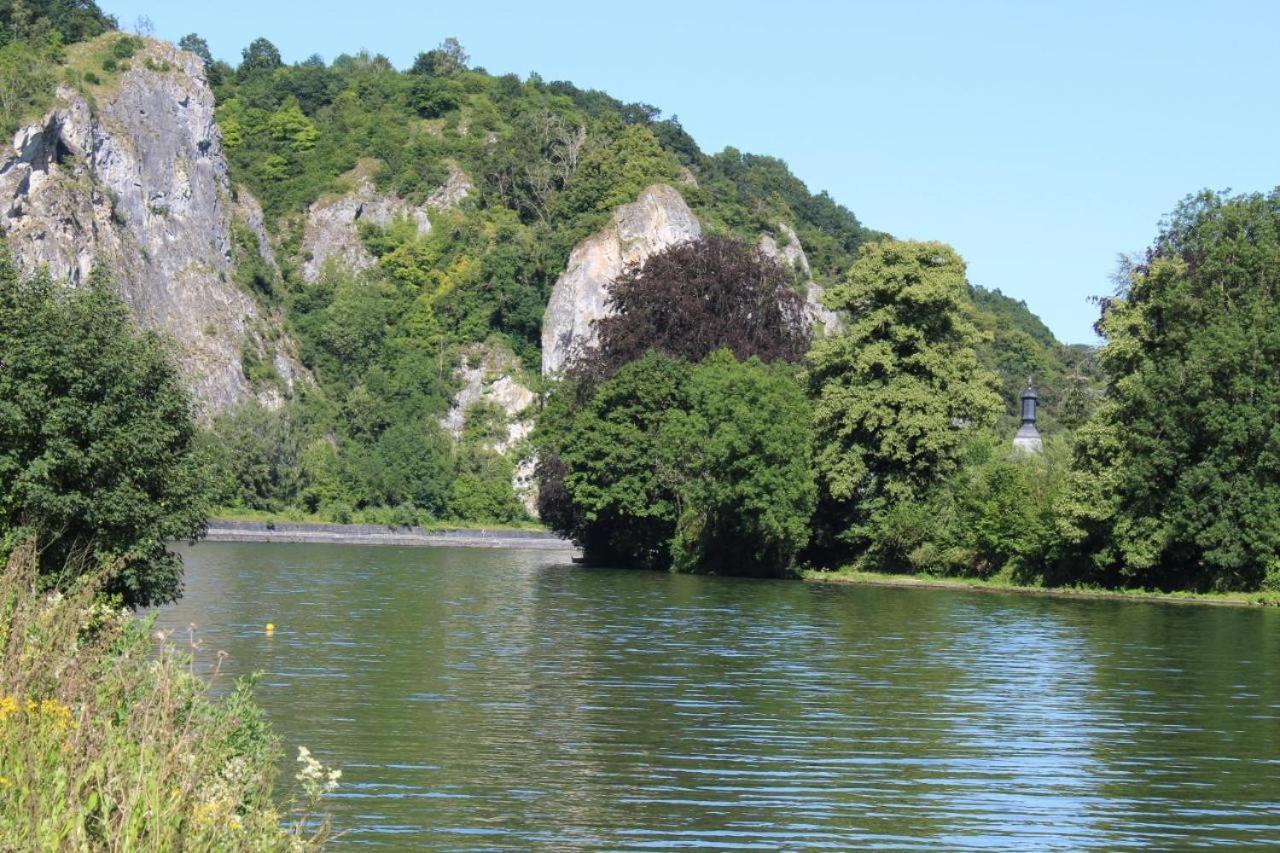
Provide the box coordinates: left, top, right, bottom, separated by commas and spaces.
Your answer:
158, 542, 1280, 849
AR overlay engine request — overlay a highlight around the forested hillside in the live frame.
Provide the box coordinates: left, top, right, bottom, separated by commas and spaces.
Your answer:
187, 31, 1097, 522
70, 4, 1280, 596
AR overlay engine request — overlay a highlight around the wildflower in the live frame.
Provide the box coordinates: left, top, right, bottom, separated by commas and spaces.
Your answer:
0, 776, 10, 787
295, 745, 341, 798
0, 697, 18, 723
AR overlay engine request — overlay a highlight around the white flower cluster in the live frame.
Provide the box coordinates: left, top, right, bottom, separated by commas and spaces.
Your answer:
295, 746, 341, 799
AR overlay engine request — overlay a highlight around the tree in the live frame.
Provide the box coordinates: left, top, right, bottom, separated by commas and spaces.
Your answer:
238, 36, 281, 80
409, 37, 468, 77
662, 351, 815, 575
543, 351, 815, 576
0, 254, 208, 606
1060, 190, 1280, 591
808, 240, 1002, 555
573, 235, 811, 387
178, 32, 213, 66
204, 402, 301, 511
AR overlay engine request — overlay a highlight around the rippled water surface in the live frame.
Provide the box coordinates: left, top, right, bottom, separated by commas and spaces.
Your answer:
158, 542, 1280, 849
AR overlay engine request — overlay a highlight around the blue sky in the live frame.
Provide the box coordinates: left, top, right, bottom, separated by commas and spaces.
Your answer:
102, 1, 1278, 343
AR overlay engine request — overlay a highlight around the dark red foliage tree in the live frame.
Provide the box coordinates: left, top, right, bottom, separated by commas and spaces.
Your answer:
568, 234, 810, 388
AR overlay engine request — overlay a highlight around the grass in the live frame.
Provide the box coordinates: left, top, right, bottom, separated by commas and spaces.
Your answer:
803, 566, 1280, 608
0, 541, 336, 848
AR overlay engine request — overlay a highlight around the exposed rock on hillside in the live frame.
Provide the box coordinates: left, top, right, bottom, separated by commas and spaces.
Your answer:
760, 222, 845, 335
440, 342, 539, 515
541, 189, 847, 376
541, 183, 701, 374
0, 39, 300, 416
440, 342, 536, 454
301, 161, 471, 283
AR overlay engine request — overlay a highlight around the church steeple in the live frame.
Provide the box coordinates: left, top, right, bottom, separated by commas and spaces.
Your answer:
1013, 380, 1043, 455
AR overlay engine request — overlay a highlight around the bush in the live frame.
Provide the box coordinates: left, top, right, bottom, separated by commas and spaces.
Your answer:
856, 434, 1071, 581
0, 542, 333, 847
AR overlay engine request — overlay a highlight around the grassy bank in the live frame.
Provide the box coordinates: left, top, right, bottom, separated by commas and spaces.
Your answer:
211, 506, 548, 533
803, 566, 1280, 608
0, 542, 336, 848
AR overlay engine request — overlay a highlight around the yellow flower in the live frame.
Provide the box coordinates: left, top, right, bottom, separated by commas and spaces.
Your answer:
37, 699, 75, 732
0, 776, 10, 787
0, 696, 18, 723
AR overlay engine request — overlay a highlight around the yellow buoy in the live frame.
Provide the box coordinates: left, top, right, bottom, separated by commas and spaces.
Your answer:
265, 623, 275, 635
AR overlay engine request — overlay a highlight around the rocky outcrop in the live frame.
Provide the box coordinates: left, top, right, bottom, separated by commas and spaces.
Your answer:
440, 343, 536, 454
0, 39, 301, 416
440, 342, 539, 515
300, 161, 470, 283
541, 188, 846, 376
759, 222, 845, 335
541, 183, 701, 374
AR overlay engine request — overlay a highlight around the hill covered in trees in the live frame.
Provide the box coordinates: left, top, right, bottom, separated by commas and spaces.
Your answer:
64, 5, 1280, 599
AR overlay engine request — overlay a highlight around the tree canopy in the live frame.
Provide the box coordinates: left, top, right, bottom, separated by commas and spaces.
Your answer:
0, 253, 208, 606
1060, 190, 1280, 592
542, 351, 814, 575
572, 235, 810, 386
808, 240, 1002, 555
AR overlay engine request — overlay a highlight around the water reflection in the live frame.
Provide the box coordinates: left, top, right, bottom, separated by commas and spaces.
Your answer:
158, 543, 1280, 848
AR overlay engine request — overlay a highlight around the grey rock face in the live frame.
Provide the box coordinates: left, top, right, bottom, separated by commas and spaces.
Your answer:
301, 161, 470, 283
541, 183, 701, 375
439, 342, 539, 516
440, 342, 536, 455
759, 222, 845, 336
0, 40, 301, 416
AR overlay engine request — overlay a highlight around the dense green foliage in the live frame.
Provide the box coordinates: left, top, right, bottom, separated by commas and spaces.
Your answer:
0, 252, 207, 607
865, 433, 1071, 579
1057, 190, 1280, 592
0, 0, 115, 48
185, 34, 903, 524
808, 241, 1003, 559
541, 351, 814, 575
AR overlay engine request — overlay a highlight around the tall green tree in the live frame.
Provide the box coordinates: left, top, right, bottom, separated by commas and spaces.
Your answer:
0, 254, 208, 606
808, 240, 1001, 555
544, 351, 814, 576
1061, 190, 1280, 591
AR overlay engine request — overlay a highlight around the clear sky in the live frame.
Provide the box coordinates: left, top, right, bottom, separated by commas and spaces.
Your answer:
101, 0, 1279, 343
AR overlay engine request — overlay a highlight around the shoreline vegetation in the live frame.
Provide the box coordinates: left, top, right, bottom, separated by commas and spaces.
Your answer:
199, 518, 1278, 609
803, 567, 1280, 609
203, 517, 574, 550
0, 543, 334, 848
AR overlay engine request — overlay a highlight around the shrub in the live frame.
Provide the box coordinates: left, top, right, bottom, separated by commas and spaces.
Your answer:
0, 542, 333, 847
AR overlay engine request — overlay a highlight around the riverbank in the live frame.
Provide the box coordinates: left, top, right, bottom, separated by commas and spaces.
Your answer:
0, 542, 331, 847
205, 519, 577, 552
803, 567, 1280, 608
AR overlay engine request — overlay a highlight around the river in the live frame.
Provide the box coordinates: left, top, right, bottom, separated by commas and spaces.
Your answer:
157, 542, 1280, 849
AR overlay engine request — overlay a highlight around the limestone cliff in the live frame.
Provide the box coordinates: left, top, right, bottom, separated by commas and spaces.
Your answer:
541, 187, 846, 375
759, 222, 845, 335
439, 342, 538, 514
541, 183, 701, 375
440, 342, 536, 454
301, 161, 471, 283
0, 39, 301, 416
